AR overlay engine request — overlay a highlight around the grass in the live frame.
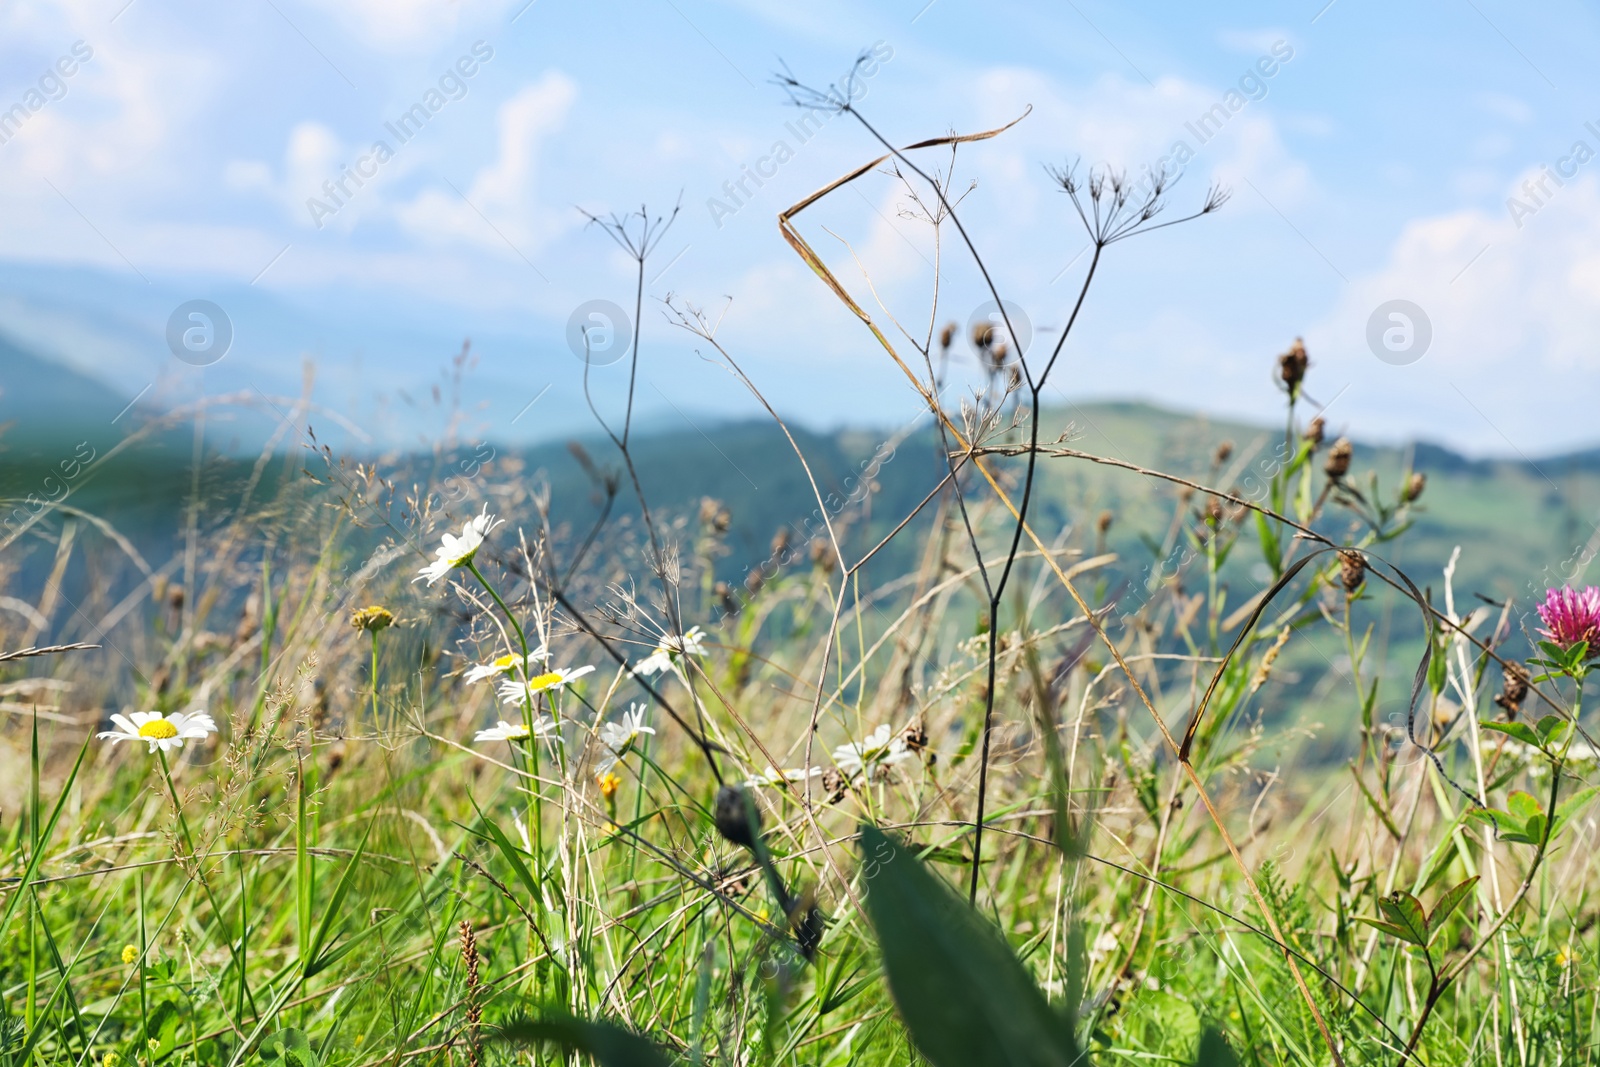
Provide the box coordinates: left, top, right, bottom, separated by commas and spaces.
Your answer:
3, 94, 1599, 1067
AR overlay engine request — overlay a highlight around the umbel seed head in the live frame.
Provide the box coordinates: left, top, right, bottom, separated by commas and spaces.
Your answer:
713, 785, 761, 848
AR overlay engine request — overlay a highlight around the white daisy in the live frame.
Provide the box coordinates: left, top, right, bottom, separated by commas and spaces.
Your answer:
596, 704, 656, 769
98, 710, 218, 754
474, 717, 562, 744
463, 648, 547, 684
632, 626, 708, 677
744, 765, 824, 788
415, 505, 503, 585
832, 724, 913, 779
497, 665, 595, 704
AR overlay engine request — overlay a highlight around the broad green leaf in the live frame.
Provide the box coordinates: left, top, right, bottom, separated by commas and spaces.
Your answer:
1355, 917, 1414, 942
493, 1015, 677, 1067
259, 1028, 320, 1067
1479, 721, 1541, 748
1535, 715, 1571, 744
1376, 891, 1429, 946
1506, 791, 1543, 822
1195, 1026, 1240, 1067
858, 823, 1080, 1067
1427, 877, 1479, 939
1557, 784, 1600, 824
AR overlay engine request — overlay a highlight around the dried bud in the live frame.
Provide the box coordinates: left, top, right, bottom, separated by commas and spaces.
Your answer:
1096, 510, 1114, 535
713, 785, 761, 848
1338, 550, 1367, 594
971, 321, 995, 350
770, 528, 791, 559
699, 497, 730, 532
1201, 499, 1224, 526
1214, 440, 1234, 466
939, 322, 956, 350
821, 768, 847, 805
901, 717, 928, 755
1403, 472, 1426, 504
350, 605, 394, 633
1304, 416, 1326, 448
715, 580, 741, 615
167, 583, 185, 612
1277, 337, 1309, 394
810, 538, 836, 573
1325, 438, 1353, 480
743, 569, 764, 596
1494, 662, 1530, 715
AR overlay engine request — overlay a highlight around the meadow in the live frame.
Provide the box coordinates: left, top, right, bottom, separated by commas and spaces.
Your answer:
3, 93, 1598, 1067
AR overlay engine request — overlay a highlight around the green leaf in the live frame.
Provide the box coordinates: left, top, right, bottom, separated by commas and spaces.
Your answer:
1557, 784, 1600, 823
857, 823, 1080, 1067
492, 1016, 677, 1067
1426, 877, 1478, 940
1376, 891, 1429, 946
1355, 917, 1414, 942
259, 1028, 320, 1067
1535, 715, 1571, 744
1506, 791, 1544, 822
1465, 808, 1543, 845
1479, 720, 1541, 748
1194, 1026, 1240, 1067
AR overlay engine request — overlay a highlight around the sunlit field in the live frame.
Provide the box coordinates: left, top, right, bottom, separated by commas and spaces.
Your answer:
5, 80, 1599, 1067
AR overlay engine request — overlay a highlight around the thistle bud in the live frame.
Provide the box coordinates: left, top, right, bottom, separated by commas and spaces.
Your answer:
1214, 440, 1234, 466
770, 528, 791, 559
971, 321, 995, 350
939, 322, 956, 350
1325, 438, 1353, 480
713, 785, 761, 848
1304, 416, 1326, 448
1403, 472, 1426, 503
1338, 550, 1367, 594
1278, 337, 1309, 394
810, 537, 836, 573
1097, 510, 1114, 535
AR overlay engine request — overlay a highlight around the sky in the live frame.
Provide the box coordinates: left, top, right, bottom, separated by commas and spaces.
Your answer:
1, 0, 1599, 458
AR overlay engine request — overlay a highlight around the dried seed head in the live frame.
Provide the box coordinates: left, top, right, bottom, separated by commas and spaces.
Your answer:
1096, 510, 1114, 535
1304, 415, 1326, 448
1494, 662, 1530, 714
1201, 499, 1224, 526
1338, 550, 1367, 594
901, 717, 928, 755
168, 583, 185, 612
1278, 337, 1309, 394
715, 580, 741, 615
1214, 440, 1234, 466
770, 528, 791, 559
810, 538, 836, 573
713, 785, 761, 848
1325, 438, 1353, 480
939, 322, 956, 350
971, 321, 995, 350
699, 497, 730, 532
1403, 471, 1427, 503
821, 768, 847, 804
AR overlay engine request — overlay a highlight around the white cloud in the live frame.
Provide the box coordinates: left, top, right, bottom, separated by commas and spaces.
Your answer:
395, 72, 577, 251
319, 0, 515, 52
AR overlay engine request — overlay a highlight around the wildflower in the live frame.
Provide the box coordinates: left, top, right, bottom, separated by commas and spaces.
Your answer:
598, 771, 622, 799
463, 649, 546, 684
1536, 586, 1600, 654
743, 765, 823, 788
832, 724, 913, 780
121, 944, 138, 965
1556, 944, 1576, 968
349, 605, 394, 632
497, 666, 595, 704
474, 717, 562, 744
103, 1054, 121, 1067
415, 505, 502, 585
97, 710, 217, 754
632, 626, 707, 677
597, 704, 655, 769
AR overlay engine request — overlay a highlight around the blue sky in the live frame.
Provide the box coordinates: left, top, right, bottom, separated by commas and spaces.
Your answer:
2, 0, 1598, 456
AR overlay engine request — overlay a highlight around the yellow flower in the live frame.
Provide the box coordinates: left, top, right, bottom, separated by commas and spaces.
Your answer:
350, 605, 395, 632
120, 944, 138, 965
598, 771, 622, 800
102, 1053, 121, 1067
1557, 944, 1576, 967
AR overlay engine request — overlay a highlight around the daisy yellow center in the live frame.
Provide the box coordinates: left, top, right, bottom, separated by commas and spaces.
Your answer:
138, 719, 179, 740
528, 671, 563, 690
493, 654, 518, 669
